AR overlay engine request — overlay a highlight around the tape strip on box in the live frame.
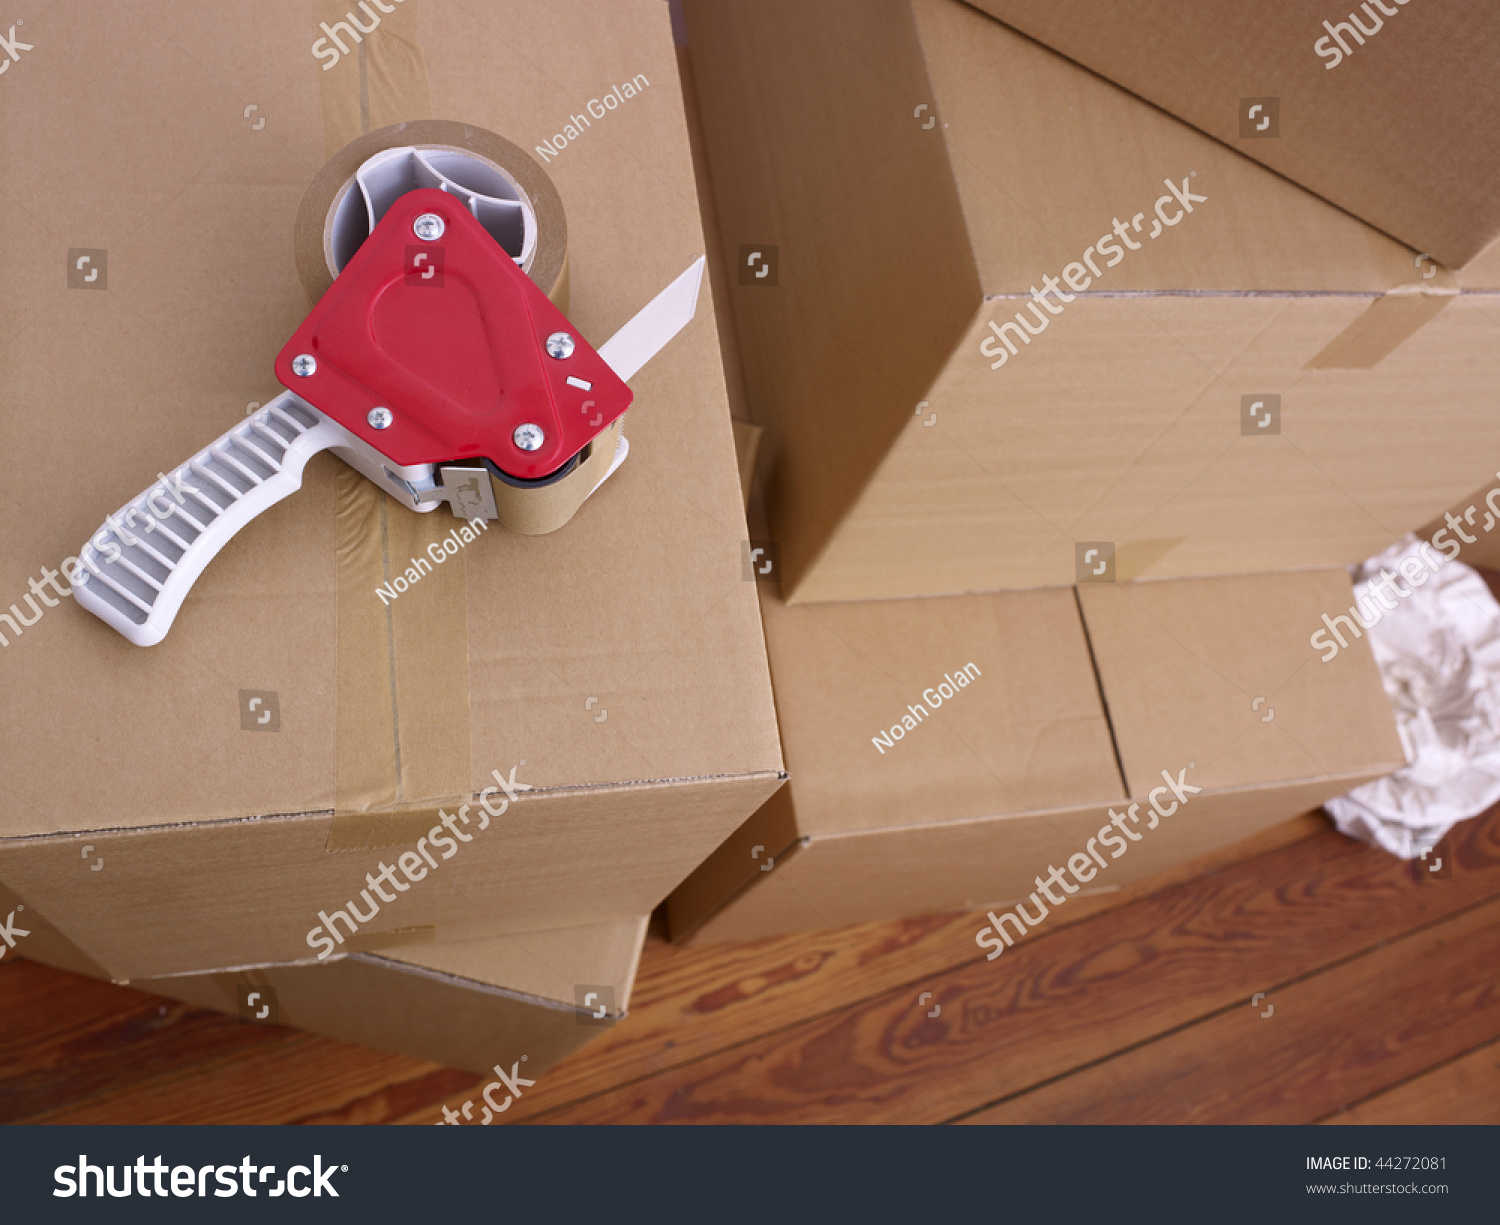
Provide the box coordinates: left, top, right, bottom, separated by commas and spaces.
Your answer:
1304, 291, 1453, 370
305, 22, 570, 849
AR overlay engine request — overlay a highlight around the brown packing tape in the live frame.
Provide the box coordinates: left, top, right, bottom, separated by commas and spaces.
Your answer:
1115, 538, 1186, 582
343, 924, 437, 953
304, 28, 570, 849
1303, 291, 1452, 370
490, 418, 624, 535
314, 0, 432, 161
329, 469, 475, 849
731, 419, 762, 511
294, 119, 570, 310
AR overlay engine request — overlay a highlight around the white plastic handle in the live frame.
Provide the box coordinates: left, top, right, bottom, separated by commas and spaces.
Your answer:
74, 393, 347, 646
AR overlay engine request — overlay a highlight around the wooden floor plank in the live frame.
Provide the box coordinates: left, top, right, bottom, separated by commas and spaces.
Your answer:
1323, 1038, 1500, 1126
1, 958, 447, 1126
958, 899, 1500, 1123
20, 1034, 445, 1125
3, 811, 1490, 1125
519, 811, 1500, 1124
0, 962, 312, 1124
390, 812, 1330, 1123
0, 813, 1320, 1127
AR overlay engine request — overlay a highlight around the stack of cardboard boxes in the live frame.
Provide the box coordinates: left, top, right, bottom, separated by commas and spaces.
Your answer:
0, 1, 782, 1078
667, 0, 1497, 941
5, 0, 1494, 1088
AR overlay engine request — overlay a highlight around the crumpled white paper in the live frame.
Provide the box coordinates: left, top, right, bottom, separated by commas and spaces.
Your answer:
1324, 535, 1500, 858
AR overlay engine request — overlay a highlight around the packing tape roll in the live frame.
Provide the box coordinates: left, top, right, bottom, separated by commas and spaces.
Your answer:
293, 119, 570, 310
489, 416, 625, 535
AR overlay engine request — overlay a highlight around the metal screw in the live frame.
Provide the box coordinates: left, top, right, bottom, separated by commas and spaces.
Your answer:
545, 332, 575, 360
413, 213, 445, 241
291, 354, 316, 377
368, 407, 393, 430
513, 423, 544, 451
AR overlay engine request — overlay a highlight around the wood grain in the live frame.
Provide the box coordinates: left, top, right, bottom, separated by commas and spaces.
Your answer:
522, 810, 1500, 1123
1323, 1038, 1500, 1126
0, 812, 1319, 1125
959, 899, 1500, 1123
390, 811, 1331, 1123
2, 809, 1491, 1126
0, 958, 448, 1125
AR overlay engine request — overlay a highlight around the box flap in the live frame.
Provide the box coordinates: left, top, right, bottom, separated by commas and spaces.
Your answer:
8, 882, 651, 1078
375, 913, 648, 1011
1078, 568, 1407, 794
917, 0, 1490, 294
759, 584, 1125, 835
967, 0, 1500, 269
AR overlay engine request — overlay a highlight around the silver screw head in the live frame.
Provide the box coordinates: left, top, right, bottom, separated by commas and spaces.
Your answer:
291, 353, 317, 377
513, 423, 545, 451
545, 332, 575, 360
367, 406, 393, 430
413, 213, 445, 241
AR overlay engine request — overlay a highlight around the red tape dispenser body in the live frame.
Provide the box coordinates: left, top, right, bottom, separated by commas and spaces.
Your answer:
74, 139, 703, 646
278, 188, 632, 483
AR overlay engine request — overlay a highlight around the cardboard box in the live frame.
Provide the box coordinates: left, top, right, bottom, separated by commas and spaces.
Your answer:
668, 566, 1406, 942
0, 1, 782, 981
1417, 474, 1500, 574
681, 0, 1500, 604
3, 876, 646, 1080
970, 0, 1500, 270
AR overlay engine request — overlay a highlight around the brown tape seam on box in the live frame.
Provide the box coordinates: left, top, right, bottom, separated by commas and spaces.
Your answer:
330, 472, 474, 850
315, 0, 432, 165
1304, 290, 1453, 370
307, 15, 578, 851
343, 923, 437, 953
310, 9, 474, 853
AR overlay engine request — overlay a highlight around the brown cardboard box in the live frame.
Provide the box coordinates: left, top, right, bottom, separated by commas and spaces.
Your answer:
668, 566, 1405, 942
681, 0, 1500, 605
0, 1, 783, 981
1417, 474, 1500, 574
971, 0, 1500, 270
3, 877, 646, 1080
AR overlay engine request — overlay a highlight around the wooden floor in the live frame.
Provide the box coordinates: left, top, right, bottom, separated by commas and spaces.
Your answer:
3, 805, 1498, 1125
